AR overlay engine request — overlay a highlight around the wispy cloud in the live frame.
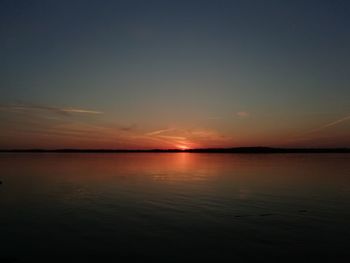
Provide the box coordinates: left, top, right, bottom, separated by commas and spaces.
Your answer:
157, 135, 187, 141
145, 130, 190, 148
237, 111, 249, 118
145, 128, 174, 136
0, 104, 103, 116
144, 126, 231, 149
286, 114, 350, 146
59, 108, 102, 114
309, 115, 350, 133
118, 124, 137, 132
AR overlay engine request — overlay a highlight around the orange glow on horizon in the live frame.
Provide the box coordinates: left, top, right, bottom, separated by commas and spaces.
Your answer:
177, 145, 190, 150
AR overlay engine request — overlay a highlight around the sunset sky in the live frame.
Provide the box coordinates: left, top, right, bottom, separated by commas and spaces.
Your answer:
1, 0, 349, 149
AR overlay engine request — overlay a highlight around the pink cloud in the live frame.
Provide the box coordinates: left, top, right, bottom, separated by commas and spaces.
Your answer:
237, 111, 249, 118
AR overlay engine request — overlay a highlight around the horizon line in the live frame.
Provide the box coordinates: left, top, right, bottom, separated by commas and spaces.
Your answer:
1, 146, 349, 153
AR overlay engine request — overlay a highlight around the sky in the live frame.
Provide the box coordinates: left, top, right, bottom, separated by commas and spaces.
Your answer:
1, 0, 349, 149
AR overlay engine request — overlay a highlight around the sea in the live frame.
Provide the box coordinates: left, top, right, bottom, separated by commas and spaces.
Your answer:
0, 153, 349, 262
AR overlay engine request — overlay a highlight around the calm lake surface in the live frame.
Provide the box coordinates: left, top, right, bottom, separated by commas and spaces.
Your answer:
0, 153, 350, 262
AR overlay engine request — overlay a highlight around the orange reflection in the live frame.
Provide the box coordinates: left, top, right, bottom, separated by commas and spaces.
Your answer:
2, 153, 350, 208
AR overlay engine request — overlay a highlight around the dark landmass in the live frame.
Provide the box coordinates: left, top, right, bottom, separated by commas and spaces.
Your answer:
0, 147, 349, 153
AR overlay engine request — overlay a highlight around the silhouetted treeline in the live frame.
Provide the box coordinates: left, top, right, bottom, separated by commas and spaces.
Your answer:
0, 147, 349, 153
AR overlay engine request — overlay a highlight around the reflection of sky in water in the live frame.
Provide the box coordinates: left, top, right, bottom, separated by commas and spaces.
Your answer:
0, 153, 350, 261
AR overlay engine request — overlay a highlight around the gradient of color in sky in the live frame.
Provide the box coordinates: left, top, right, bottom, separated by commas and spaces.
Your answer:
1, 0, 349, 149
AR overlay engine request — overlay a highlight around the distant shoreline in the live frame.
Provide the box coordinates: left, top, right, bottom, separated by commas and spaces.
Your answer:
0, 147, 349, 154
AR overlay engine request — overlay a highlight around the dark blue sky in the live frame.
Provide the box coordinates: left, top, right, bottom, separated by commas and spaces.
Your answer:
1, 0, 350, 148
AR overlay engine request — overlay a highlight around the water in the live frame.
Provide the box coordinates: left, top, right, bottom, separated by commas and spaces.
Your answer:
0, 153, 350, 262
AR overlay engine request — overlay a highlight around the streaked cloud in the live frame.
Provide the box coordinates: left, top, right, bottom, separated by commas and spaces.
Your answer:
237, 111, 249, 118
59, 108, 102, 114
286, 114, 350, 146
305, 115, 350, 134
157, 135, 187, 141
0, 103, 103, 116
309, 115, 350, 133
145, 128, 175, 136
144, 126, 231, 149
119, 124, 137, 132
